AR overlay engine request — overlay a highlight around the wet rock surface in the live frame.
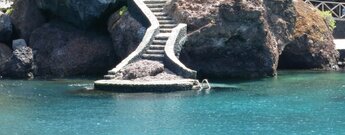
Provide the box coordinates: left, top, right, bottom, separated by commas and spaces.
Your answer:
30, 21, 117, 77
278, 1, 339, 70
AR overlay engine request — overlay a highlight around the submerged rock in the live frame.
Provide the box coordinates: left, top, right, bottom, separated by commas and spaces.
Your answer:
35, 0, 125, 28
10, 0, 46, 42
0, 11, 12, 42
108, 11, 146, 60
30, 21, 117, 77
166, 0, 296, 78
278, 1, 339, 70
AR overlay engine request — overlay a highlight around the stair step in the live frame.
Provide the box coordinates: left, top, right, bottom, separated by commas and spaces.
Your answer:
160, 29, 172, 33
153, 12, 168, 16
155, 34, 170, 40
104, 75, 115, 79
149, 45, 165, 50
142, 54, 165, 61
160, 24, 177, 28
144, 1, 166, 4
157, 16, 173, 20
107, 70, 116, 75
159, 20, 175, 24
152, 40, 167, 45
150, 8, 164, 12
147, 4, 165, 8
146, 49, 165, 54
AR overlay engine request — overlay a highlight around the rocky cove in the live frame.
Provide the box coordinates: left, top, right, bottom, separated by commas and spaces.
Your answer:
0, 0, 340, 80
3, 0, 345, 134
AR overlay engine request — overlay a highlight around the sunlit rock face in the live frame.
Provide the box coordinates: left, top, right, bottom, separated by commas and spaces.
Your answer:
278, 1, 339, 70
35, 0, 125, 28
166, 0, 296, 78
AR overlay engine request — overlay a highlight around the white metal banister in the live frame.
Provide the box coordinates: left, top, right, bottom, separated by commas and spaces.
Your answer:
304, 0, 345, 21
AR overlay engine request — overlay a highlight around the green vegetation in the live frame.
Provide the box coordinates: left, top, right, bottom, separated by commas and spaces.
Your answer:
5, 8, 13, 15
319, 11, 336, 30
119, 6, 128, 16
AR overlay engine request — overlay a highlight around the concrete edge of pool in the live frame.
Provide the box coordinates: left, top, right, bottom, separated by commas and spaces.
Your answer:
94, 79, 199, 92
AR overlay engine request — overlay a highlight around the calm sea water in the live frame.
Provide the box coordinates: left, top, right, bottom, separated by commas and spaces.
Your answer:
1, 71, 345, 135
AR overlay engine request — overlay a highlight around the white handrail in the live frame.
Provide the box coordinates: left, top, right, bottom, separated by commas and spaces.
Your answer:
304, 0, 345, 20
201, 79, 211, 91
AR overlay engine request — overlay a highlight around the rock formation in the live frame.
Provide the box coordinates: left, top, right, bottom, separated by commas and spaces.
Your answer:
1, 0, 340, 79
30, 21, 117, 77
0, 43, 12, 74
10, 0, 46, 42
35, 0, 125, 28
0, 12, 12, 42
166, 0, 295, 78
114, 60, 165, 80
108, 11, 146, 60
0, 42, 34, 79
278, 1, 339, 70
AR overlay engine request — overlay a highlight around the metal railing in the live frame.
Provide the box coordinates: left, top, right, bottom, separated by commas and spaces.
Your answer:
304, 0, 345, 20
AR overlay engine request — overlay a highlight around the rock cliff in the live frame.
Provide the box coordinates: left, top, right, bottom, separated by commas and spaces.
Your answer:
166, 0, 296, 78
278, 1, 339, 70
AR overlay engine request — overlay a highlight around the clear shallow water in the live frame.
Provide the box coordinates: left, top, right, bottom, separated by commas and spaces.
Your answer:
1, 71, 345, 135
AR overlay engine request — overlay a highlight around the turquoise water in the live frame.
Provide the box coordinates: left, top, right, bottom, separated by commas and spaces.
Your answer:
1, 71, 345, 135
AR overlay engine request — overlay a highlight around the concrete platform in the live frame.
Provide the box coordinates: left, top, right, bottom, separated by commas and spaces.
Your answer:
94, 79, 199, 92
335, 39, 345, 50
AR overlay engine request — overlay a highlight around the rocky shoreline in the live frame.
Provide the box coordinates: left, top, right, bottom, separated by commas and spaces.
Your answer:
0, 0, 341, 79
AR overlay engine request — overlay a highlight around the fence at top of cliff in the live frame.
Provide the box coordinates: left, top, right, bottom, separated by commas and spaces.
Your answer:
304, 0, 345, 21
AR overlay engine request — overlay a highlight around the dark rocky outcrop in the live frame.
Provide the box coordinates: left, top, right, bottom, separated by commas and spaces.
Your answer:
108, 11, 146, 60
0, 43, 12, 73
0, 12, 12, 42
30, 22, 117, 77
10, 0, 46, 42
166, 0, 296, 78
3, 46, 34, 79
278, 1, 339, 70
263, 0, 296, 51
0, 42, 34, 79
35, 0, 125, 28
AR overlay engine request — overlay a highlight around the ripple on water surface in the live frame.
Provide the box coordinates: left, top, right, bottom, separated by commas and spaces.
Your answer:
0, 71, 345, 135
